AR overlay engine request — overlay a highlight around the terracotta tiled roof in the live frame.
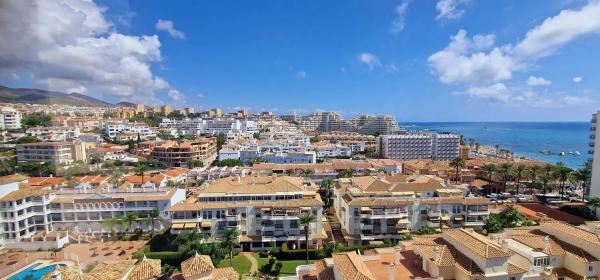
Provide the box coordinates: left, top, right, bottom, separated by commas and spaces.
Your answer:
314, 260, 335, 280
84, 260, 136, 280
169, 197, 323, 212
541, 221, 600, 244
412, 235, 485, 276
0, 188, 55, 201
507, 263, 528, 275
127, 255, 161, 280
443, 228, 511, 259
42, 266, 84, 280
0, 174, 28, 185
181, 253, 214, 279
163, 167, 190, 178
332, 252, 376, 280
207, 267, 239, 280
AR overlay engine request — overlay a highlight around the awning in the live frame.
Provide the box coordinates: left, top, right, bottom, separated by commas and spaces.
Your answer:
360, 207, 371, 211
183, 223, 197, 229
201, 221, 211, 228
397, 219, 410, 224
171, 223, 185, 230
397, 229, 410, 234
261, 208, 271, 211
441, 215, 450, 221
454, 216, 464, 221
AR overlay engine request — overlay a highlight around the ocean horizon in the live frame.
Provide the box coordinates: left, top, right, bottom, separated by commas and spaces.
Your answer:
400, 121, 590, 169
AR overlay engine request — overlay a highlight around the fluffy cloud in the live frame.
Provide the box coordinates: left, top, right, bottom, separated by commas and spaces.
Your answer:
357, 53, 381, 70
435, 0, 469, 20
168, 89, 186, 103
390, 1, 410, 33
155, 19, 186, 40
0, 0, 178, 104
573, 76, 583, 83
296, 70, 307, 78
429, 1, 600, 107
455, 83, 593, 107
526, 76, 552, 86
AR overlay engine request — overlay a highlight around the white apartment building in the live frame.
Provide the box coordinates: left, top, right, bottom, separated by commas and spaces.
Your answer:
0, 185, 185, 248
379, 132, 460, 161
590, 111, 600, 198
353, 114, 401, 135
26, 126, 81, 141
101, 121, 156, 140
218, 146, 241, 161
16, 141, 86, 165
175, 118, 258, 137
168, 176, 326, 251
265, 151, 316, 164
312, 144, 352, 158
0, 107, 22, 130
334, 174, 490, 245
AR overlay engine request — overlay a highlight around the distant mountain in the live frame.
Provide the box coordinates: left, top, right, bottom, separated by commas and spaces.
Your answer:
115, 102, 136, 108
0, 85, 114, 107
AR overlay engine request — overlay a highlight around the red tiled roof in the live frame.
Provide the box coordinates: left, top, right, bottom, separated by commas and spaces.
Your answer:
515, 203, 587, 225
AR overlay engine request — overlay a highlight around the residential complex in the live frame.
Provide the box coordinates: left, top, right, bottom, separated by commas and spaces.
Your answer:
591, 111, 600, 197
334, 174, 490, 245
295, 112, 401, 135
16, 141, 87, 165
101, 121, 156, 141
151, 139, 218, 167
379, 132, 460, 161
168, 175, 326, 251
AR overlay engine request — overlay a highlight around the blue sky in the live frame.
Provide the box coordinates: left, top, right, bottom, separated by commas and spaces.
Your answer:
1, 0, 600, 121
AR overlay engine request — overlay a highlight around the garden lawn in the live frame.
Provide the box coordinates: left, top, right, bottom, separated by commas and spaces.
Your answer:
253, 254, 309, 276
218, 254, 252, 276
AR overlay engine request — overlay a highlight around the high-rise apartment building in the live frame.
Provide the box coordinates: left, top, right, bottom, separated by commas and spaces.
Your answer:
16, 142, 86, 165
590, 111, 600, 197
151, 139, 217, 167
379, 133, 460, 161
0, 107, 22, 130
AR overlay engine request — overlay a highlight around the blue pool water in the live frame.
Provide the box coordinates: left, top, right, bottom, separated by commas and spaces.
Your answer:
8, 262, 66, 280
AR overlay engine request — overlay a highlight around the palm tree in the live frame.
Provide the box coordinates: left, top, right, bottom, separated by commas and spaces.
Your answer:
588, 196, 600, 216
145, 208, 163, 234
498, 163, 512, 193
110, 168, 124, 187
528, 165, 542, 195
102, 216, 120, 238
540, 174, 553, 195
221, 228, 239, 266
482, 164, 496, 181
299, 212, 316, 264
134, 165, 147, 184
572, 167, 591, 202
449, 157, 466, 183
318, 178, 334, 210
475, 143, 480, 153
513, 164, 526, 196
123, 212, 139, 232
554, 164, 573, 197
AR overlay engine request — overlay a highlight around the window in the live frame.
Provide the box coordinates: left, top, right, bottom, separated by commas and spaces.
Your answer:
533, 257, 550, 267
590, 266, 594, 272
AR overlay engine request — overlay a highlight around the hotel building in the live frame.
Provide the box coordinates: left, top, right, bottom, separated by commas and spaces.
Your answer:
590, 111, 600, 198
0, 184, 185, 248
168, 175, 326, 251
334, 175, 490, 245
379, 132, 460, 161
151, 139, 218, 167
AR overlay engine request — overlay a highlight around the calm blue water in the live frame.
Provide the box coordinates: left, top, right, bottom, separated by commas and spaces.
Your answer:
401, 122, 590, 169
8, 263, 66, 280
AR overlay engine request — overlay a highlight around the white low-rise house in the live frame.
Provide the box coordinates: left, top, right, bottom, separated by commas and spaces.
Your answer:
168, 175, 326, 251
313, 143, 352, 158
218, 145, 241, 160
26, 126, 81, 141
264, 151, 316, 164
101, 121, 156, 140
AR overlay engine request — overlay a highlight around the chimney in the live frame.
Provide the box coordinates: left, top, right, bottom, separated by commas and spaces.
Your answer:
543, 236, 550, 251
501, 239, 508, 251
388, 263, 396, 280
432, 246, 440, 261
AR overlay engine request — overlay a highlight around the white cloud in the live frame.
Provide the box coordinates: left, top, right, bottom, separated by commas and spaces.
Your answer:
386, 64, 399, 73
455, 83, 512, 103
435, 0, 469, 20
429, 1, 600, 107
155, 19, 186, 39
168, 89, 185, 103
196, 93, 205, 98
0, 0, 178, 104
527, 76, 552, 86
296, 70, 307, 78
357, 53, 381, 71
390, 1, 410, 33
573, 76, 583, 83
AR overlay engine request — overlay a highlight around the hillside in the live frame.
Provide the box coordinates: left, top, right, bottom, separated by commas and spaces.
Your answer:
0, 85, 113, 107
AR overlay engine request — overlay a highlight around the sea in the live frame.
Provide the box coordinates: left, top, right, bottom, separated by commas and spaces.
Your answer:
401, 122, 591, 169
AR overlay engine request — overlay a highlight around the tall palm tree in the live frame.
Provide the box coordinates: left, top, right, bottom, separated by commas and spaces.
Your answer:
528, 165, 542, 195
572, 167, 591, 202
540, 174, 553, 195
299, 212, 316, 264
498, 163, 512, 193
449, 157, 466, 183
318, 178, 334, 209
145, 208, 163, 234
123, 212, 139, 232
102, 216, 119, 238
221, 228, 239, 266
110, 168, 124, 187
482, 164, 496, 181
513, 164, 526, 196
554, 164, 573, 197
134, 165, 147, 184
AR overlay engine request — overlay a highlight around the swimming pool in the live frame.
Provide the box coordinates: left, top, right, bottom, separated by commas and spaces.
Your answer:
7, 262, 66, 280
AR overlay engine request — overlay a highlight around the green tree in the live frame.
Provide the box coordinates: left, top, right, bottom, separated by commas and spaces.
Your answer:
528, 165, 542, 195
540, 174, 553, 195
123, 212, 139, 232
554, 163, 573, 197
513, 164, 526, 195
21, 113, 51, 128
188, 159, 204, 168
588, 196, 600, 216
498, 205, 525, 228
318, 178, 334, 209
221, 228, 239, 266
214, 159, 244, 167
102, 216, 122, 238
299, 212, 316, 264
484, 214, 504, 234
15, 136, 41, 144
309, 135, 321, 143
216, 133, 226, 151
248, 157, 265, 166
449, 157, 466, 183
572, 167, 591, 202
337, 169, 355, 178
145, 208, 163, 234
134, 165, 147, 184
498, 163, 512, 193
482, 164, 496, 181
416, 225, 438, 235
